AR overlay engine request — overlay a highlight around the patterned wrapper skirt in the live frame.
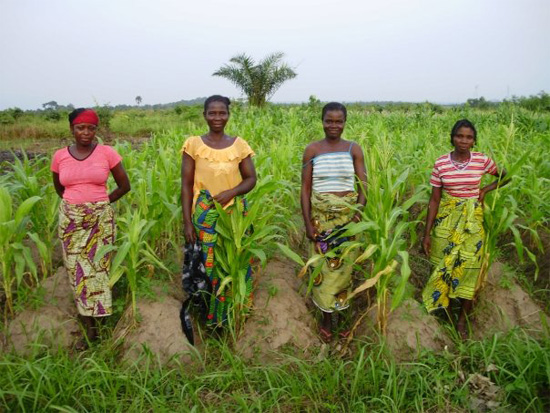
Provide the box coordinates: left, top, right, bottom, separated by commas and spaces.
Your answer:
59, 200, 115, 317
310, 191, 358, 313
422, 194, 485, 313
193, 190, 253, 326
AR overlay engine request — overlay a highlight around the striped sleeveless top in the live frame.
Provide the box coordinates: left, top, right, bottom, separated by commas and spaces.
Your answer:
310, 143, 355, 192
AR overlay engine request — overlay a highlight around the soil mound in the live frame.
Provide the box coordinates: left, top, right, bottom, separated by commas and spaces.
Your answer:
473, 262, 549, 339
114, 290, 196, 366
236, 259, 320, 361
356, 298, 453, 362
5, 267, 80, 355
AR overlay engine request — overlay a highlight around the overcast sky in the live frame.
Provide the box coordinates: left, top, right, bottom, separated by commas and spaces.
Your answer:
0, 0, 548, 110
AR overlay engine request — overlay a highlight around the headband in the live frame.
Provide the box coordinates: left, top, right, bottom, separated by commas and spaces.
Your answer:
72, 109, 99, 126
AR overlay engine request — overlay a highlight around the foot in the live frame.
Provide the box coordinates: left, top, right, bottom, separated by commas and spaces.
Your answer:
339, 329, 351, 339
457, 323, 468, 340
319, 326, 333, 343
74, 338, 88, 351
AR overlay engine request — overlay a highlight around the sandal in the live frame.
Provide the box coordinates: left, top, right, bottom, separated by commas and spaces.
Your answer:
339, 329, 351, 339
319, 326, 333, 343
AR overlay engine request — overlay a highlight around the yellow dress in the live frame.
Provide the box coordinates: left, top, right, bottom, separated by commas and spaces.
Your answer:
181, 136, 255, 209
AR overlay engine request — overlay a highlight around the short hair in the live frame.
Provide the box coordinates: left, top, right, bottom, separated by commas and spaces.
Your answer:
450, 119, 477, 145
204, 95, 231, 112
322, 102, 347, 121
68, 108, 87, 124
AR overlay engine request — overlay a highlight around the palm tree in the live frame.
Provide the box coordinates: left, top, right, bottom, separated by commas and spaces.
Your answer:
213, 52, 297, 107
135, 96, 142, 106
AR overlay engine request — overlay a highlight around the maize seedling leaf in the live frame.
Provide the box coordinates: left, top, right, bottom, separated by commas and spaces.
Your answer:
14, 196, 42, 225
21, 242, 37, 280
28, 232, 48, 262
355, 244, 378, 264
239, 268, 247, 300
0, 187, 12, 223
341, 221, 379, 237
525, 248, 539, 281
248, 248, 267, 266
391, 251, 411, 311
14, 253, 26, 286
109, 266, 127, 288
509, 226, 524, 261
345, 262, 395, 303
276, 243, 305, 267
217, 276, 233, 296
215, 222, 232, 240
142, 246, 170, 272
298, 255, 323, 279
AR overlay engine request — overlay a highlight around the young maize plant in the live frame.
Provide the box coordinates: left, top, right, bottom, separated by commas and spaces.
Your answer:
343, 142, 425, 334
213, 180, 283, 335
96, 208, 169, 321
0, 187, 42, 318
480, 120, 540, 287
8, 153, 59, 278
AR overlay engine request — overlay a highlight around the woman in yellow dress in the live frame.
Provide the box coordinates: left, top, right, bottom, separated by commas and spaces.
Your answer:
181, 95, 256, 328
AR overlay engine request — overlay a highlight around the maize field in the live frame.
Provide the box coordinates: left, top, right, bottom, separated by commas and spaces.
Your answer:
0, 102, 549, 411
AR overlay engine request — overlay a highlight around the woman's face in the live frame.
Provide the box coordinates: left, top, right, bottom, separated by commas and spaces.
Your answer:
452, 126, 475, 151
204, 101, 229, 133
323, 110, 346, 139
71, 123, 97, 146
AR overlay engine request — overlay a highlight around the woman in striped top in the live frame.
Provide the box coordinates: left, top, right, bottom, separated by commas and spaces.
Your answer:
301, 102, 367, 342
422, 119, 507, 339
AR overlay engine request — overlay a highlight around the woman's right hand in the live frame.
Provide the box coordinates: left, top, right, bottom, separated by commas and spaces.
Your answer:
305, 225, 317, 242
422, 235, 431, 256
184, 222, 196, 245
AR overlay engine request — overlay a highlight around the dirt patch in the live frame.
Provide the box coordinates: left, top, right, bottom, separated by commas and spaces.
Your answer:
473, 262, 549, 339
355, 298, 453, 362
236, 259, 321, 361
5, 267, 80, 355
114, 290, 195, 366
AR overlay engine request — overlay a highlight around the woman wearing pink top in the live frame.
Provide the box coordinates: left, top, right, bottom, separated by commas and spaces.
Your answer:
51, 108, 130, 349
422, 119, 507, 339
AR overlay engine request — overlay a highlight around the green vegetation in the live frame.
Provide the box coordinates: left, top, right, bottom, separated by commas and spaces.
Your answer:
0, 331, 548, 411
0, 101, 549, 410
213, 52, 297, 107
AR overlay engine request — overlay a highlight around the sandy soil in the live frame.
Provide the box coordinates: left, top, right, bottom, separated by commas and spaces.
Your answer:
473, 262, 549, 339
113, 285, 196, 367
4, 259, 548, 363
355, 298, 453, 362
236, 259, 321, 361
5, 267, 80, 355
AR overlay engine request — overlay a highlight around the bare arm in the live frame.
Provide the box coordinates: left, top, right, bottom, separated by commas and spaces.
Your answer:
422, 186, 442, 255
479, 168, 509, 204
213, 156, 257, 205
181, 152, 196, 244
109, 162, 131, 203
351, 143, 367, 221
52, 172, 64, 198
301, 145, 316, 241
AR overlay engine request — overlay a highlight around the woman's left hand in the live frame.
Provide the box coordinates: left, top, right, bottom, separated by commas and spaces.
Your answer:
478, 188, 487, 205
213, 189, 235, 206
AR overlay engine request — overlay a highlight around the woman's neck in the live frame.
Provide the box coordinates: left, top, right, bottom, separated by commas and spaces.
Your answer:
205, 130, 226, 141
451, 149, 470, 161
